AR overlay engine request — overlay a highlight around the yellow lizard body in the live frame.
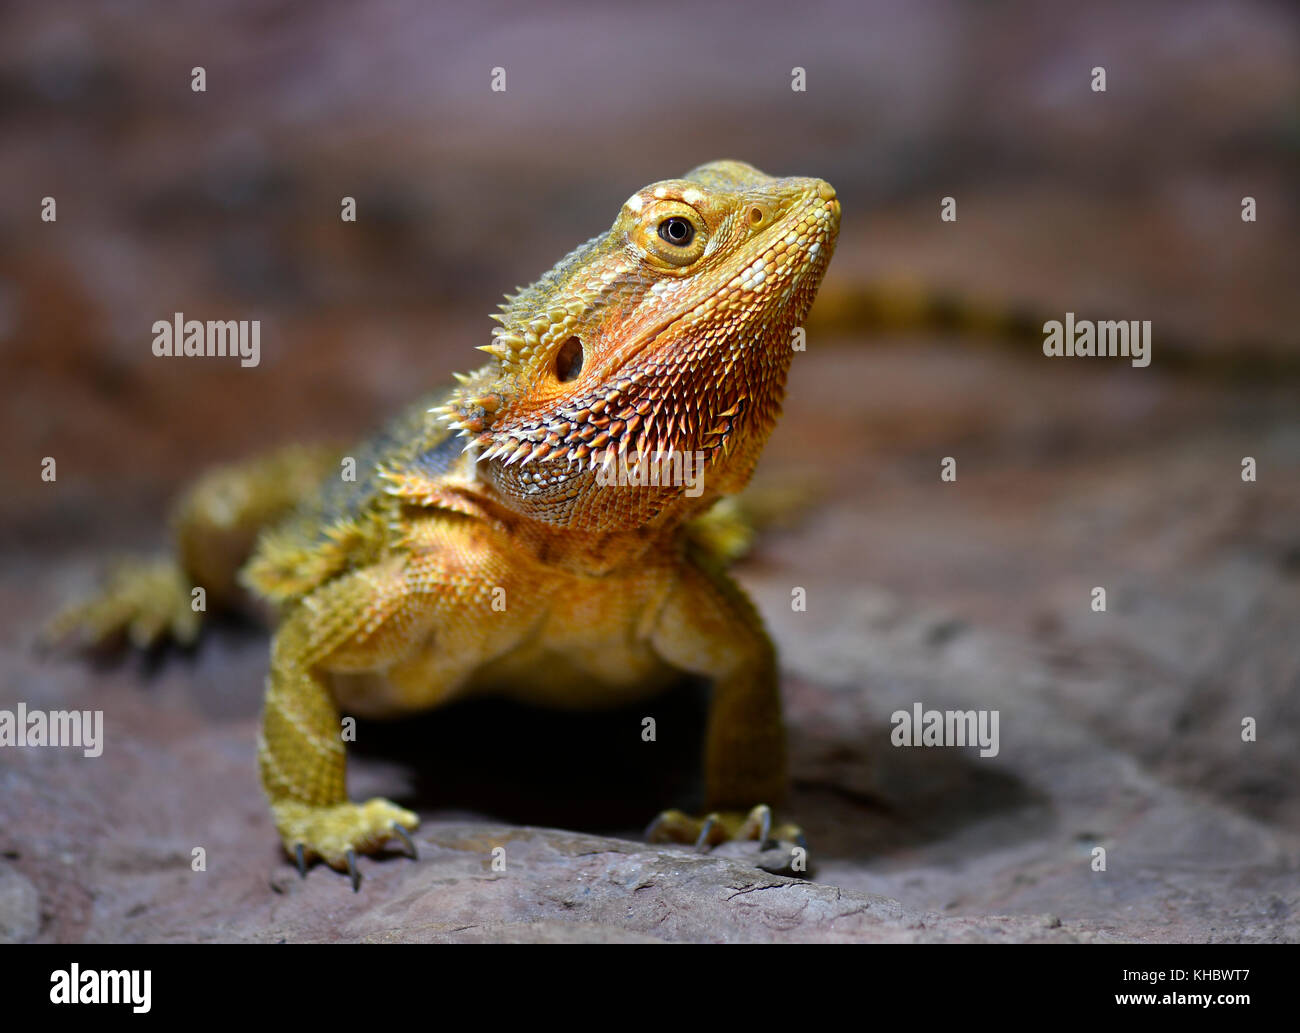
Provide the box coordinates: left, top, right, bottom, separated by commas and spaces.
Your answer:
47, 161, 841, 887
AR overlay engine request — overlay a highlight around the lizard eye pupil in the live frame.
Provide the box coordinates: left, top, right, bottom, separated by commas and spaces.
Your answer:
657, 216, 694, 247
555, 335, 584, 382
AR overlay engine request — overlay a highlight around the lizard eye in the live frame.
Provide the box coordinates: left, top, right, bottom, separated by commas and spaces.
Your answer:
657, 216, 695, 247
635, 203, 706, 268
555, 335, 584, 382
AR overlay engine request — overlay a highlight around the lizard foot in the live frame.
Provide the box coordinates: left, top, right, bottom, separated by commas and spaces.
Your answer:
272, 798, 419, 891
41, 557, 201, 651
646, 805, 808, 875
645, 804, 805, 851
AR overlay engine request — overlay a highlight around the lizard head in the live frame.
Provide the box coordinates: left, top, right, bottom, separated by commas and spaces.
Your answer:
435, 160, 840, 532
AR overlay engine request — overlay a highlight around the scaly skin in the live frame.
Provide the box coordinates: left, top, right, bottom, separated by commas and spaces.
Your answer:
47, 161, 841, 887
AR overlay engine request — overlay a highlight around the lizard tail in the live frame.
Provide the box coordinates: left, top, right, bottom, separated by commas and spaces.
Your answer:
807, 279, 1300, 383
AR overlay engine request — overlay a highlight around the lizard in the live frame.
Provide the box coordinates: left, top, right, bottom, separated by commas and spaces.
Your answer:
45, 160, 842, 889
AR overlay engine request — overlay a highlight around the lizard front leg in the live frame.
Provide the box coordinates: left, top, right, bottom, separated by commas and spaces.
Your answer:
646, 552, 801, 852
257, 557, 425, 889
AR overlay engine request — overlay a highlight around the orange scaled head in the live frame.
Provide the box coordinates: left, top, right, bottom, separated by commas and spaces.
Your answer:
436, 160, 841, 532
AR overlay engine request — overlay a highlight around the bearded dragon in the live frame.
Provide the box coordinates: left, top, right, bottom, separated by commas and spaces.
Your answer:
46, 160, 841, 888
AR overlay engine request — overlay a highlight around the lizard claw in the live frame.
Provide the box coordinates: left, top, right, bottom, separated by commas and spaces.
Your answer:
345, 849, 360, 892
693, 814, 718, 853
649, 804, 802, 852
649, 805, 807, 876
392, 823, 418, 860
295, 843, 307, 879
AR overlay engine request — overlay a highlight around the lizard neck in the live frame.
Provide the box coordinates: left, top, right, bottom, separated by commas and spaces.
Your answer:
474, 487, 691, 576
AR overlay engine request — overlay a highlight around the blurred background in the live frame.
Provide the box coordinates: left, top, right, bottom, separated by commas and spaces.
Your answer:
2, 0, 1298, 941
3, 0, 1296, 536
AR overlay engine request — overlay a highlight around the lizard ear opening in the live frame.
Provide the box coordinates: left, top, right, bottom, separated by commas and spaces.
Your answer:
555, 335, 584, 382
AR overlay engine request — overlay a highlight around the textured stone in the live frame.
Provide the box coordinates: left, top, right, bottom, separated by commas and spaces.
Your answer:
0, 862, 41, 944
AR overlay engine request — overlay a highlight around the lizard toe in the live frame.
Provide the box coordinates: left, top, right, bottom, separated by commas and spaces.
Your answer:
272, 798, 420, 884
